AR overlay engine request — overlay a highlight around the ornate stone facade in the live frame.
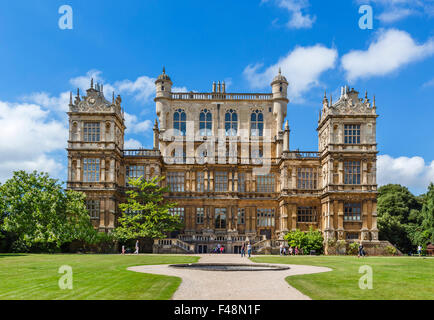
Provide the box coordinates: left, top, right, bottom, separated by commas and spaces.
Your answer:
67, 70, 379, 254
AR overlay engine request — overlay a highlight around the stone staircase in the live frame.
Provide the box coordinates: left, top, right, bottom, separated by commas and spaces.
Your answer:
153, 238, 195, 254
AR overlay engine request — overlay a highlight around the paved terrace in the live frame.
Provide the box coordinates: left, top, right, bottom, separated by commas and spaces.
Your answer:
128, 254, 332, 300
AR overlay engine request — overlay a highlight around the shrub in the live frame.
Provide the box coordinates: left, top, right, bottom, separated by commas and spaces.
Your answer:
385, 245, 397, 256
284, 227, 324, 254
348, 242, 359, 255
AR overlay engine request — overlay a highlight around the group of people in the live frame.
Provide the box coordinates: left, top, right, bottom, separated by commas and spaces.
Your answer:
279, 243, 301, 256
121, 240, 140, 255
211, 244, 225, 254
240, 242, 252, 257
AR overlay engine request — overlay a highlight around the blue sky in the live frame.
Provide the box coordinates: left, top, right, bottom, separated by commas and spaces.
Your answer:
0, 0, 433, 194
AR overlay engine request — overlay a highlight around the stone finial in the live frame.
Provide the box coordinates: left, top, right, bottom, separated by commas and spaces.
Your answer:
69, 91, 73, 105
212, 81, 216, 93
112, 92, 115, 104
91, 78, 94, 89
222, 81, 226, 93
218, 81, 221, 93
373, 95, 376, 109
279, 67, 282, 75
285, 120, 289, 130
330, 94, 332, 106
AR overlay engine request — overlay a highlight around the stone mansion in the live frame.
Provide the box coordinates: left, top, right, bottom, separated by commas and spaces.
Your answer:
67, 68, 380, 254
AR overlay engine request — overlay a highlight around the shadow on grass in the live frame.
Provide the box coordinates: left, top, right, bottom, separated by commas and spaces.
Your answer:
0, 253, 28, 258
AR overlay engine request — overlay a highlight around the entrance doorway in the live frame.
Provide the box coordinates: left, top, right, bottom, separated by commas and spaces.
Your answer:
197, 244, 208, 254
260, 229, 272, 240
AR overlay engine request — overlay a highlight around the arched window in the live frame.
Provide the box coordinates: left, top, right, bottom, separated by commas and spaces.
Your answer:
225, 109, 238, 136
173, 109, 186, 136
251, 110, 264, 137
200, 109, 212, 136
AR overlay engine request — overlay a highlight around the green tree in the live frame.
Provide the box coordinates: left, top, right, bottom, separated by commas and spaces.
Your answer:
407, 183, 434, 246
114, 176, 183, 241
0, 171, 95, 252
284, 227, 324, 254
377, 184, 422, 253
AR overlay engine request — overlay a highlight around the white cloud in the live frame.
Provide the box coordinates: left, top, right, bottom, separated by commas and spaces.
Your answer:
378, 155, 434, 192
243, 44, 338, 100
124, 138, 144, 149
422, 78, 434, 88
124, 112, 153, 134
270, 0, 316, 29
341, 29, 434, 81
0, 101, 67, 182
115, 76, 155, 103
70, 70, 155, 103
22, 91, 70, 113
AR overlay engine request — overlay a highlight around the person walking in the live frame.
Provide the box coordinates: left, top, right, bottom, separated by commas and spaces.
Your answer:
247, 242, 252, 258
280, 242, 284, 256
241, 243, 245, 258
295, 247, 299, 255
289, 247, 293, 255
134, 240, 139, 255
417, 245, 422, 256
358, 243, 365, 258
121, 245, 125, 255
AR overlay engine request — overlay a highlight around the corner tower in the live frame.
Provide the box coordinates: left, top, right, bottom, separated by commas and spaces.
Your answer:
67, 79, 126, 232
318, 86, 379, 246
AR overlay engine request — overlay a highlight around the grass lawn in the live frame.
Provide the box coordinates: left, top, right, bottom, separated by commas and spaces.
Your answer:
251, 256, 434, 300
0, 254, 198, 300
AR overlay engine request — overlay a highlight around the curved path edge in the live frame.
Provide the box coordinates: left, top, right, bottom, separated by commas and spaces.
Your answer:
128, 254, 332, 300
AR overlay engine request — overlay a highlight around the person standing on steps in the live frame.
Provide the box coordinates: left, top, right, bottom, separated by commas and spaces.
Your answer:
241, 243, 245, 258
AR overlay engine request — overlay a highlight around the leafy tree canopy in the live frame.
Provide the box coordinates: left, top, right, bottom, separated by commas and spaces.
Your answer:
377, 184, 423, 253
0, 171, 95, 251
407, 183, 434, 246
284, 227, 324, 254
114, 176, 183, 241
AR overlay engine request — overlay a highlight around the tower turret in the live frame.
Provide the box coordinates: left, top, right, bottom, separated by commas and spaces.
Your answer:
155, 67, 172, 132
271, 68, 289, 136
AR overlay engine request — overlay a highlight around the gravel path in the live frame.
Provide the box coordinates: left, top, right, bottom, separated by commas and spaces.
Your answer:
128, 254, 332, 300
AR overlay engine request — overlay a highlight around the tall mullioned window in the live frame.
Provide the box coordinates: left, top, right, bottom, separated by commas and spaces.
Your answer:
256, 174, 275, 193
196, 171, 204, 192
126, 165, 145, 186
83, 158, 100, 182
250, 110, 264, 137
167, 172, 185, 192
344, 124, 361, 144
86, 200, 100, 219
237, 208, 245, 224
215, 208, 227, 229
238, 173, 246, 193
257, 208, 275, 227
173, 109, 186, 136
170, 207, 185, 222
83, 122, 100, 142
344, 203, 362, 221
215, 171, 228, 192
297, 168, 318, 190
297, 207, 317, 223
225, 109, 238, 136
344, 161, 361, 185
196, 208, 204, 224
200, 109, 212, 136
